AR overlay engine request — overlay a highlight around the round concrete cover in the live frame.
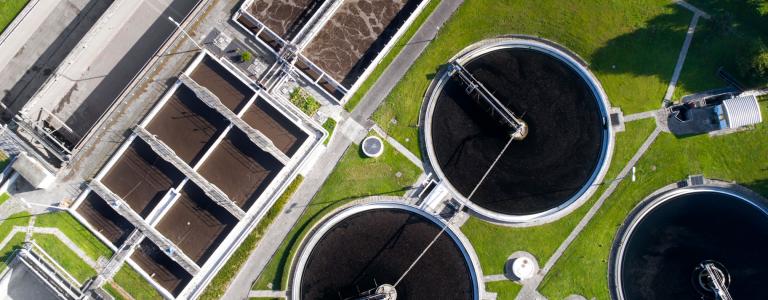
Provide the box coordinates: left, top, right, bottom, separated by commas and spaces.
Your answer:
362, 136, 384, 157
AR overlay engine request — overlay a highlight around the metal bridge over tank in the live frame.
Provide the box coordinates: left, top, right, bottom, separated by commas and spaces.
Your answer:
449, 62, 528, 140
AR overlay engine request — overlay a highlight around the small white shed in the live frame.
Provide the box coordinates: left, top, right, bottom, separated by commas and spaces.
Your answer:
720, 95, 763, 129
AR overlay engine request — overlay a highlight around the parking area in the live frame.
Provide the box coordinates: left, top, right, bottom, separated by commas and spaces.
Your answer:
155, 183, 238, 265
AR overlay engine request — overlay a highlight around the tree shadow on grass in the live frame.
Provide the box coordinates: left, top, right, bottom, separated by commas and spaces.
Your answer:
591, 2, 768, 108
589, 4, 692, 107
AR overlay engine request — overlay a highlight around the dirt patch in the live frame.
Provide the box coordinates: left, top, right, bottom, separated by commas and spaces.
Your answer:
303, 0, 422, 87
190, 57, 254, 112
430, 48, 605, 215
197, 129, 283, 210
76, 192, 135, 246
131, 239, 192, 296
155, 183, 238, 265
101, 140, 184, 217
146, 85, 228, 164
300, 208, 473, 299
248, 0, 324, 40
242, 98, 308, 157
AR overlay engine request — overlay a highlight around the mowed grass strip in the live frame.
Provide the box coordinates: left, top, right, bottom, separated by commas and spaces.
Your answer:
0, 0, 28, 34
372, 0, 691, 156
0, 211, 31, 241
199, 176, 304, 300
34, 211, 114, 260
485, 281, 523, 300
344, 0, 442, 111
461, 118, 658, 278
253, 140, 422, 290
539, 102, 768, 299
0, 232, 26, 273
113, 265, 164, 300
33, 233, 97, 283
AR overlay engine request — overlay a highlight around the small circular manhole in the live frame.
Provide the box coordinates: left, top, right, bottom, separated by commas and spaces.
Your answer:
362, 136, 384, 158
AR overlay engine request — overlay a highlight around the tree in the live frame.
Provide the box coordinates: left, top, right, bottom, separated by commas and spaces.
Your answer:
737, 39, 768, 81
240, 50, 253, 63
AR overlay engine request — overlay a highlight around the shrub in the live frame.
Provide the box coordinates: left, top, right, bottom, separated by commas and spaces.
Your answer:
289, 88, 321, 116
241, 50, 253, 63
738, 39, 768, 81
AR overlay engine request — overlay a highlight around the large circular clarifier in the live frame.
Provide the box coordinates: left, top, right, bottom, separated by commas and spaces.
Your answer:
610, 186, 768, 299
423, 37, 613, 224
291, 203, 479, 300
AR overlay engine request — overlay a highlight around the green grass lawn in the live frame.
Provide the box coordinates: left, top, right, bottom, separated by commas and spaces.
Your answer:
672, 1, 768, 99
34, 211, 113, 260
461, 119, 657, 279
0, 193, 10, 207
33, 233, 96, 283
113, 265, 163, 300
199, 176, 304, 300
0, 0, 27, 34
252, 139, 422, 290
0, 232, 25, 273
0, 211, 31, 241
539, 102, 768, 299
372, 0, 691, 156
321, 119, 336, 145
486, 281, 523, 300
344, 0, 442, 111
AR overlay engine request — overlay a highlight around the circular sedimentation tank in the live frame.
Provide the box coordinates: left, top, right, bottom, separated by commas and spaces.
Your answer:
291, 202, 480, 300
610, 186, 768, 299
423, 37, 613, 224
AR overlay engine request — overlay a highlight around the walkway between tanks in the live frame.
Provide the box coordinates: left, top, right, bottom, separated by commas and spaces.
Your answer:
221, 1, 464, 298
516, 127, 662, 300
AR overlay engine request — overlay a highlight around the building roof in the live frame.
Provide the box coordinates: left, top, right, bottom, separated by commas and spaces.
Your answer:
722, 95, 763, 128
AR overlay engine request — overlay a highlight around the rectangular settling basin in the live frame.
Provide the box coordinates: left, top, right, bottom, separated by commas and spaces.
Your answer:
190, 57, 254, 112
101, 140, 184, 217
197, 129, 283, 210
131, 239, 192, 296
246, 0, 325, 41
155, 183, 238, 265
146, 85, 228, 165
76, 192, 135, 247
303, 0, 422, 87
242, 98, 308, 157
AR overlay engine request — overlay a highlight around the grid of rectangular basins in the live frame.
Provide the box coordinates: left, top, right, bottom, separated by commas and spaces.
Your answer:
81, 55, 309, 295
238, 0, 424, 96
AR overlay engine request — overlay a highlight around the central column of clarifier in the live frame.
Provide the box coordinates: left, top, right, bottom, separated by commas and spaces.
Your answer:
693, 260, 732, 299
